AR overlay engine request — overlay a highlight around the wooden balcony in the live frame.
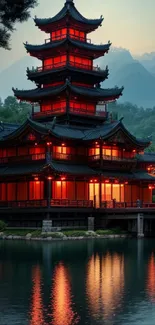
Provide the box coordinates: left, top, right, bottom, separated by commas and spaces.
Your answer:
0, 199, 93, 209
30, 60, 103, 74
33, 107, 108, 119
89, 154, 136, 163
101, 200, 155, 209
45, 34, 91, 44
52, 152, 87, 163
0, 154, 46, 164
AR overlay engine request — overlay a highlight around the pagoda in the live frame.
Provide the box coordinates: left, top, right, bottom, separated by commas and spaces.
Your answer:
0, 0, 154, 231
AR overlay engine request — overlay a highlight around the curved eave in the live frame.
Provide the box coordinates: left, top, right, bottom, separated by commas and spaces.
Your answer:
27, 65, 109, 83
34, 2, 103, 33
24, 38, 111, 59
0, 118, 49, 142
13, 82, 123, 102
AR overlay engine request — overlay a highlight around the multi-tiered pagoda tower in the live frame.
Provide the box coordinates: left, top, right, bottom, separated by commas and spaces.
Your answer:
0, 0, 154, 231
14, 0, 123, 121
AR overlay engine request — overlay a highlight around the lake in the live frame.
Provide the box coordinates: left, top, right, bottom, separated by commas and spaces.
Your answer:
0, 239, 155, 325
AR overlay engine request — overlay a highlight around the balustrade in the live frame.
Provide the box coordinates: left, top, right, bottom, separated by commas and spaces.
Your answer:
30, 60, 102, 74
0, 153, 46, 164
88, 154, 136, 162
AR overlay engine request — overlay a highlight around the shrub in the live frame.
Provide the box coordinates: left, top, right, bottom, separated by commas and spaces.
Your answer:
0, 220, 7, 231
63, 230, 86, 237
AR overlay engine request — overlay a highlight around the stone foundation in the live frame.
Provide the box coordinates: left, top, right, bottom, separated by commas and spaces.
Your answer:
42, 220, 53, 233
88, 217, 95, 231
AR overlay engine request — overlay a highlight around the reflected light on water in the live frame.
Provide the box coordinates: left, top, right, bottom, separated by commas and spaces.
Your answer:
51, 263, 79, 325
29, 265, 45, 325
147, 253, 155, 302
86, 253, 124, 321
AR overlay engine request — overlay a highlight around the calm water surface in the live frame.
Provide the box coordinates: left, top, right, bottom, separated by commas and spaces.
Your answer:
0, 239, 155, 325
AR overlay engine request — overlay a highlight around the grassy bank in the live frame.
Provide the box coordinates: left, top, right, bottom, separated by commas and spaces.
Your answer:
0, 228, 128, 239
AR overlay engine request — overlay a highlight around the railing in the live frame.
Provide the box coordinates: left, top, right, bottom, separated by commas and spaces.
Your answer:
88, 154, 136, 162
45, 34, 91, 44
101, 200, 155, 209
52, 152, 86, 162
33, 107, 108, 119
0, 199, 155, 209
0, 153, 46, 164
51, 199, 93, 208
0, 199, 93, 209
0, 200, 47, 208
33, 108, 65, 118
29, 61, 102, 74
70, 107, 108, 118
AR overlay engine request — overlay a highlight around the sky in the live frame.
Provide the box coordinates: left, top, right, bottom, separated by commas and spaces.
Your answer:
0, 0, 155, 71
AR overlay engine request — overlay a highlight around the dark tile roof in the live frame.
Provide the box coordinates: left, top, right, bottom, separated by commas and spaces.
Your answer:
0, 163, 46, 176
24, 38, 110, 56
1, 118, 150, 148
34, 1, 103, 30
27, 65, 109, 83
0, 122, 20, 140
101, 170, 155, 181
137, 153, 155, 163
13, 81, 123, 102
50, 161, 96, 175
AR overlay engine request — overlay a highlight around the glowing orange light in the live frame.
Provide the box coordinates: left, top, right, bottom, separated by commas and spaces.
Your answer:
133, 150, 136, 153
61, 177, 66, 181
34, 177, 39, 181
125, 181, 128, 185
47, 142, 52, 146
105, 180, 109, 183
95, 142, 98, 145
90, 179, 93, 183
148, 167, 151, 171
114, 180, 119, 184
48, 176, 53, 180
61, 143, 65, 147
35, 143, 38, 146
94, 179, 98, 183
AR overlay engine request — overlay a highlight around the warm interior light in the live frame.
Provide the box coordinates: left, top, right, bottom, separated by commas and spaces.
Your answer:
133, 150, 136, 153
61, 177, 66, 181
34, 177, 39, 181
95, 142, 98, 145
47, 142, 52, 146
94, 179, 97, 183
61, 143, 65, 147
114, 180, 119, 184
47, 176, 53, 180
125, 181, 128, 185
90, 179, 93, 183
105, 180, 109, 183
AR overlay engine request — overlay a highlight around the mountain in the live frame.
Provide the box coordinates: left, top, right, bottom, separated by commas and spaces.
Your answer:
135, 52, 155, 75
0, 56, 38, 100
99, 48, 155, 107
1, 48, 155, 108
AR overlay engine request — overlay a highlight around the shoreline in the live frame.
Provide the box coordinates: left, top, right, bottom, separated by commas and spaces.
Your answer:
0, 233, 134, 242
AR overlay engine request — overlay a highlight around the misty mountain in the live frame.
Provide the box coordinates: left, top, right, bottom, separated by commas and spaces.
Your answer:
135, 52, 155, 75
0, 56, 38, 100
99, 48, 155, 107
1, 48, 155, 107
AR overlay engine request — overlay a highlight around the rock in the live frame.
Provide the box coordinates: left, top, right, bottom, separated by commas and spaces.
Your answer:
7, 235, 13, 240
26, 233, 32, 239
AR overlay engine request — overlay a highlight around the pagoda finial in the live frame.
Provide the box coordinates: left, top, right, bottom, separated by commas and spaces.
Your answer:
65, 0, 74, 4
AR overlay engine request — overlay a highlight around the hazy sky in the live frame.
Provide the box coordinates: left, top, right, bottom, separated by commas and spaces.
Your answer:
0, 0, 155, 71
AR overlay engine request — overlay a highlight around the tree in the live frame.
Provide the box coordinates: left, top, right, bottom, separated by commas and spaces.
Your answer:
0, 0, 38, 49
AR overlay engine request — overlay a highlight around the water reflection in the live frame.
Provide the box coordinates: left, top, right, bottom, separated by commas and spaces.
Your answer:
147, 253, 155, 303
51, 263, 79, 325
29, 265, 45, 325
86, 252, 124, 321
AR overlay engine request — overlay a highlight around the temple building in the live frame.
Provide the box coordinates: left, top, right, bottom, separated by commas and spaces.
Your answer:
0, 0, 155, 230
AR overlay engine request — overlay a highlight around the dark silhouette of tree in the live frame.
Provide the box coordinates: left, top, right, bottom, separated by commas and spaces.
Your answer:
0, 0, 38, 49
